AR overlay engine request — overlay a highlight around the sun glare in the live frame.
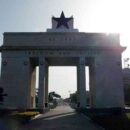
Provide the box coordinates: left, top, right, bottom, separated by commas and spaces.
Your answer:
84, 0, 130, 58
89, 1, 128, 31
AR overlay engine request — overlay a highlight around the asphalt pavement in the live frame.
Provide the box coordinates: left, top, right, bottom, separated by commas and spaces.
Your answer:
19, 105, 105, 130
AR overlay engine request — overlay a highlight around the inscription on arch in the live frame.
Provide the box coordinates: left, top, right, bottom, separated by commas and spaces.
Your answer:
24, 50, 100, 57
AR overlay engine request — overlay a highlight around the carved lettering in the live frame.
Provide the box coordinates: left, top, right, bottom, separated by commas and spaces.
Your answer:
24, 50, 100, 56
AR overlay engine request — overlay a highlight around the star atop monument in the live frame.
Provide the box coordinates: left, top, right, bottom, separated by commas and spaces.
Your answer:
47, 12, 78, 32
52, 11, 73, 29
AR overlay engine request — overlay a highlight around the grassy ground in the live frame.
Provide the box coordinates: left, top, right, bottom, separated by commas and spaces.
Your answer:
91, 113, 130, 130
0, 111, 39, 130
77, 108, 130, 130
127, 113, 130, 118
10, 111, 39, 123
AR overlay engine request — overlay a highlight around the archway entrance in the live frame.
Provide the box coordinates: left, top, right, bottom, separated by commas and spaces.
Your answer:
28, 57, 95, 109
0, 13, 125, 110
49, 66, 77, 99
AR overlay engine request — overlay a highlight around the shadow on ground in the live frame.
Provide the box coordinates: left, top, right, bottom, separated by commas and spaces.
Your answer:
78, 108, 130, 130
0, 106, 103, 130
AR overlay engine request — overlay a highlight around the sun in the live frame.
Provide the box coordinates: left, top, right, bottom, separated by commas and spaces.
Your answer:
85, 0, 130, 47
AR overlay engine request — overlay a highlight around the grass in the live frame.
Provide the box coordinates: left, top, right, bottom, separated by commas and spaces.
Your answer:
77, 108, 130, 130
89, 112, 130, 130
0, 111, 40, 129
126, 113, 130, 119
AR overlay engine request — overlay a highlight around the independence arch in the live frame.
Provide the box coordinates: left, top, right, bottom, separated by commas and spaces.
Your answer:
0, 12, 125, 111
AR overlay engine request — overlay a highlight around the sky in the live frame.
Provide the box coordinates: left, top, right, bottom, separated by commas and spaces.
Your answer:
0, 0, 130, 98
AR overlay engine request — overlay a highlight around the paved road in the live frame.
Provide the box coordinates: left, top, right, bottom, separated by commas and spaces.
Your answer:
20, 105, 104, 130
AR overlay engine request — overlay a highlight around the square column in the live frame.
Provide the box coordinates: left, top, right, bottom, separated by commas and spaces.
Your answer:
45, 65, 49, 108
89, 62, 96, 108
77, 57, 86, 108
77, 67, 80, 105
94, 54, 125, 108
30, 67, 36, 108
38, 57, 45, 110
0, 57, 30, 109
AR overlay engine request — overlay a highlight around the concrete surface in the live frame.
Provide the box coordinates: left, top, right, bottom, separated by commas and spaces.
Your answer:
19, 105, 104, 130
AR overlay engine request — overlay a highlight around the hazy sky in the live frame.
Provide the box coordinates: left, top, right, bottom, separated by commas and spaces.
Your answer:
0, 0, 130, 98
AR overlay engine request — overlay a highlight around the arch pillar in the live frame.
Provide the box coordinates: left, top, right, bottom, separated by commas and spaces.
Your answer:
77, 57, 86, 108
94, 54, 125, 108
45, 65, 49, 108
38, 57, 45, 111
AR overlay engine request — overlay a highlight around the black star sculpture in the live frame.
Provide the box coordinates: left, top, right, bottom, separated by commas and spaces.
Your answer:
53, 11, 73, 29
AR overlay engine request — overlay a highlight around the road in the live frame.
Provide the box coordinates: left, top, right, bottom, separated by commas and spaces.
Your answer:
20, 105, 104, 130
